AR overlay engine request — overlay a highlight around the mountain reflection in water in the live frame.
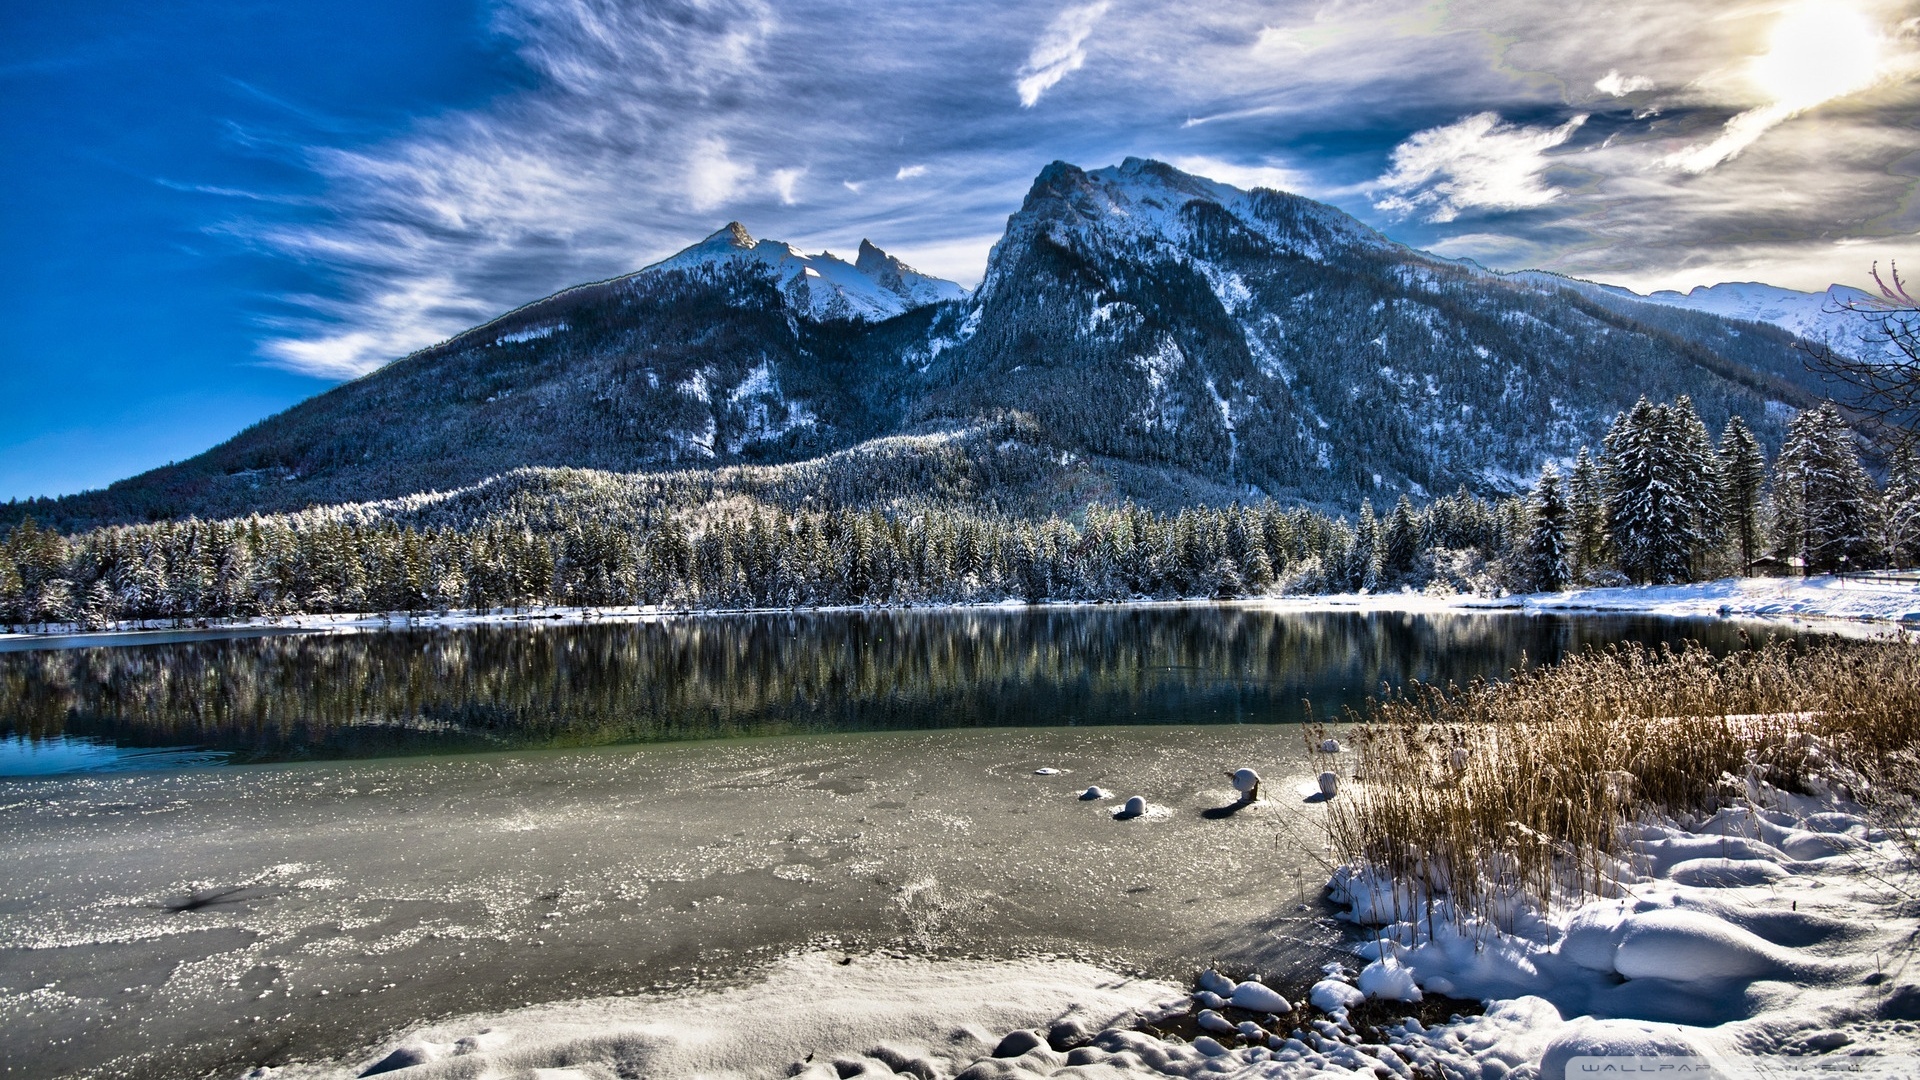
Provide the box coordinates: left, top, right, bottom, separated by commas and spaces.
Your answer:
0, 605, 1789, 769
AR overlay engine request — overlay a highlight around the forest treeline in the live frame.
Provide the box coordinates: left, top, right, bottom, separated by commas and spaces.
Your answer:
0, 397, 1909, 632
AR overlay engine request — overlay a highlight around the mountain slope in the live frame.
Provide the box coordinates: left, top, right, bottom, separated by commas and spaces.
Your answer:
32, 233, 968, 525
913, 158, 1822, 503
16, 159, 1842, 530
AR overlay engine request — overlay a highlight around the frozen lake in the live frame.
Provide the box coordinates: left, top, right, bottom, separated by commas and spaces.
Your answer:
0, 606, 1804, 1078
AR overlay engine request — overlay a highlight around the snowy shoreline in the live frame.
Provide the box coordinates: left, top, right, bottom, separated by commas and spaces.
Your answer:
3, 574, 1914, 651
258, 762, 1920, 1080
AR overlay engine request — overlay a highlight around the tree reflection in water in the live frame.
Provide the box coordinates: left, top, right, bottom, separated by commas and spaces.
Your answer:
0, 607, 1789, 764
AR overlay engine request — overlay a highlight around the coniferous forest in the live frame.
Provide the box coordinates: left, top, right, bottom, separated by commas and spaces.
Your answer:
0, 396, 1907, 632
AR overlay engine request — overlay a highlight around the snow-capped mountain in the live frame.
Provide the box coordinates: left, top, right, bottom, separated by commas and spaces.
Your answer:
1617, 281, 1882, 360
917, 157, 1824, 503
32, 158, 1839, 528
647, 223, 966, 322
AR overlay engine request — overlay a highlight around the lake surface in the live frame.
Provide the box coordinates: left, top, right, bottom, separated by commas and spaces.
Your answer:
0, 605, 1814, 1080
0, 604, 1797, 775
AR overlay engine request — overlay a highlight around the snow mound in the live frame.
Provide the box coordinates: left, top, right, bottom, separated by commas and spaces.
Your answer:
1308, 979, 1364, 1012
1356, 957, 1423, 1002
1667, 857, 1791, 887
1228, 980, 1291, 1013
1538, 1019, 1713, 1080
1320, 781, 1918, 1073
1612, 909, 1786, 981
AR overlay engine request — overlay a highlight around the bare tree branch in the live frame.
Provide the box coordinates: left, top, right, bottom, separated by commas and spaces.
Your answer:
1799, 261, 1920, 454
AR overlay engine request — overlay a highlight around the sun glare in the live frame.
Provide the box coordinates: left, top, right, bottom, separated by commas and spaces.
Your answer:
1750, 1, 1881, 111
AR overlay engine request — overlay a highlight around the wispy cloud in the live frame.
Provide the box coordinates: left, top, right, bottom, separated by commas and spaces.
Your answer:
770, 167, 804, 205
223, 0, 1920, 378
1374, 112, 1588, 223
686, 138, 752, 212
1015, 2, 1110, 107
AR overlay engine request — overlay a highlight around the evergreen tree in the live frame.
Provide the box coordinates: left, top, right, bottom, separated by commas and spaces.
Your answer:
1522, 463, 1572, 592
1378, 496, 1421, 587
1567, 447, 1607, 579
1351, 501, 1381, 591
1602, 398, 1700, 584
1882, 446, 1920, 569
1716, 416, 1767, 576
1672, 396, 1724, 577
1771, 402, 1876, 574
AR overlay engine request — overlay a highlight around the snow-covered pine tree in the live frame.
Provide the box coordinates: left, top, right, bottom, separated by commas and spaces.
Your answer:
1523, 463, 1573, 592
1602, 398, 1698, 584
1716, 416, 1767, 576
1771, 402, 1876, 574
1352, 501, 1381, 591
1672, 396, 1724, 578
1567, 447, 1606, 580
1882, 445, 1920, 569
1379, 495, 1421, 587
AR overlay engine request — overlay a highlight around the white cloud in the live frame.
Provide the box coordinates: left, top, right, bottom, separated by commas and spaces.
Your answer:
1015, 2, 1110, 107
687, 138, 752, 212
226, 0, 1919, 380
259, 274, 481, 379
895, 164, 928, 180
1594, 69, 1655, 96
770, 167, 804, 205
1167, 155, 1308, 195
1374, 112, 1589, 223
1661, 1, 1884, 174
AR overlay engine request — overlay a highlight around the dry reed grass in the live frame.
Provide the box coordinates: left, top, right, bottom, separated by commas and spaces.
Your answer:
1319, 638, 1920, 926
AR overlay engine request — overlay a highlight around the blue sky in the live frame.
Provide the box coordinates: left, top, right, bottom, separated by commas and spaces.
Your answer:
4, 0, 1917, 501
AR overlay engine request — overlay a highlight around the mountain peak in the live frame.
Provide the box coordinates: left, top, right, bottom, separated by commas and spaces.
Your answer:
714, 221, 756, 248
854, 238, 890, 275
642, 223, 962, 322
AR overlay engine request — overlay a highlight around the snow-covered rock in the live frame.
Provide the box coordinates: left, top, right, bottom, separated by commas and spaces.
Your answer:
1227, 980, 1291, 1013
1195, 1008, 1236, 1035
1308, 979, 1364, 1012
1195, 970, 1236, 997
1356, 957, 1422, 1002
1229, 767, 1260, 795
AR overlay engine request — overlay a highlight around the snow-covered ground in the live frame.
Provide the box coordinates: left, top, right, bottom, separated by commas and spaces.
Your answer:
251, 753, 1920, 1080
6, 575, 1915, 652
1256, 574, 1920, 634
1523, 574, 1920, 626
